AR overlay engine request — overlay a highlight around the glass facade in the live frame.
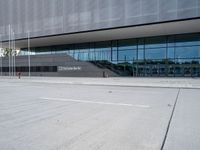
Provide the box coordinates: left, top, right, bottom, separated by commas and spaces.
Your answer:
20, 33, 200, 77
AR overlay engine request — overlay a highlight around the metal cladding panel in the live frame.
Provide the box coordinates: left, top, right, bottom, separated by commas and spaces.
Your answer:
0, 0, 199, 41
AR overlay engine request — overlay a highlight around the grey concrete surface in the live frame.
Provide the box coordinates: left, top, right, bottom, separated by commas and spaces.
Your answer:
0, 77, 200, 150
163, 89, 200, 150
1, 76, 200, 88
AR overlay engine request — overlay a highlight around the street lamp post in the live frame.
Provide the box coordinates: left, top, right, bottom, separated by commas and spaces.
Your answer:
1, 49, 3, 76
11, 31, 16, 76
132, 57, 134, 77
13, 32, 16, 76
28, 31, 31, 77
11, 30, 13, 76
9, 24, 11, 77
0, 34, 2, 77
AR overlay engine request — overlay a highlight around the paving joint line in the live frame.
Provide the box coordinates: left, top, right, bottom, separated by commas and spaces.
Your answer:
160, 88, 181, 150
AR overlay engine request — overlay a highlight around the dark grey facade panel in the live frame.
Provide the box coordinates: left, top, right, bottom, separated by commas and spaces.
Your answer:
0, 54, 117, 77
0, 0, 199, 41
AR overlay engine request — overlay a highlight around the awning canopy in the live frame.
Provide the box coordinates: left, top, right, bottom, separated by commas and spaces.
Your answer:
2, 19, 200, 49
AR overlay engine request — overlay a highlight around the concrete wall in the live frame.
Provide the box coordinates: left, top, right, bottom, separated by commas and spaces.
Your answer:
0, 0, 199, 41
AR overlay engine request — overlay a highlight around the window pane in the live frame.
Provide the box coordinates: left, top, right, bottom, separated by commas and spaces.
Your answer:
175, 59, 200, 64
102, 51, 111, 61
76, 43, 90, 51
79, 52, 89, 61
74, 51, 80, 60
95, 42, 111, 61
167, 47, 175, 59
95, 42, 111, 51
175, 46, 200, 59
118, 50, 136, 61
145, 48, 166, 60
138, 49, 144, 60
118, 39, 137, 50
175, 34, 200, 46
168, 36, 175, 47
112, 41, 118, 51
138, 39, 144, 49
145, 36, 166, 48
112, 50, 117, 61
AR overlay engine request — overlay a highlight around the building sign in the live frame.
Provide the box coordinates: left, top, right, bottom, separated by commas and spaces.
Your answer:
58, 66, 82, 71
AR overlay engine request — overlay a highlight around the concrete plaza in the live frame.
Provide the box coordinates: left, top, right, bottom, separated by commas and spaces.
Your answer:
0, 77, 200, 150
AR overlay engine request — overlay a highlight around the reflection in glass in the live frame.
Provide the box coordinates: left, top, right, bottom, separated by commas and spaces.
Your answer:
145, 36, 166, 48
145, 48, 166, 60
18, 33, 200, 77
118, 50, 136, 61
175, 46, 200, 59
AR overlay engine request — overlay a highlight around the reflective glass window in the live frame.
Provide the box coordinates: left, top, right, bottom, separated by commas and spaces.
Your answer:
111, 41, 118, 61
145, 36, 167, 48
145, 48, 166, 60
175, 34, 200, 46
74, 51, 80, 60
175, 59, 200, 64
95, 42, 111, 61
95, 42, 111, 50
112, 50, 117, 61
175, 46, 200, 59
167, 47, 175, 59
138, 39, 144, 49
168, 36, 175, 47
68, 50, 74, 58
118, 39, 137, 50
118, 50, 137, 61
138, 49, 144, 60
168, 59, 175, 64
96, 51, 101, 61
79, 52, 89, 61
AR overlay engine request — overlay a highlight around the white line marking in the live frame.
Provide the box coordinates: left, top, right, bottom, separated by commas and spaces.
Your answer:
40, 97, 150, 108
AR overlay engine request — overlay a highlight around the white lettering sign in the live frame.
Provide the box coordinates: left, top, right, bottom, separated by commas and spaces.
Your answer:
58, 66, 82, 71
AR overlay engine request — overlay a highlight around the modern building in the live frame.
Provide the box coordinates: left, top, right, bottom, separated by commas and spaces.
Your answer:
0, 0, 200, 77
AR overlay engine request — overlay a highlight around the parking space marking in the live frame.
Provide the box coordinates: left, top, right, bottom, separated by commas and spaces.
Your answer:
40, 97, 150, 108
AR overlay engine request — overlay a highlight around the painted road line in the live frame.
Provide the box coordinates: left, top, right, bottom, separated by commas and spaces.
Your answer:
40, 97, 150, 108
